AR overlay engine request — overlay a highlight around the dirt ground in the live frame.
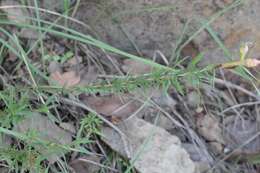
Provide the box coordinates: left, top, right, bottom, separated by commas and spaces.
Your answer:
72, 0, 260, 65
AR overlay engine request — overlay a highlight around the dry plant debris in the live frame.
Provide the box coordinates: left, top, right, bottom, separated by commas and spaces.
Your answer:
82, 94, 142, 122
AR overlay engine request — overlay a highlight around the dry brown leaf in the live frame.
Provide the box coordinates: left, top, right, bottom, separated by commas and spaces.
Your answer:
82, 94, 141, 121
82, 88, 177, 124
50, 70, 80, 88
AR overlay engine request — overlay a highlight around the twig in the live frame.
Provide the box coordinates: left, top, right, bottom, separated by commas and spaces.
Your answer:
221, 100, 260, 114
214, 78, 260, 100
207, 131, 260, 172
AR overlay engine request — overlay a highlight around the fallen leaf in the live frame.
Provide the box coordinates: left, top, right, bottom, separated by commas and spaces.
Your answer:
82, 87, 177, 124
101, 117, 196, 173
50, 70, 80, 88
14, 113, 73, 163
82, 94, 142, 121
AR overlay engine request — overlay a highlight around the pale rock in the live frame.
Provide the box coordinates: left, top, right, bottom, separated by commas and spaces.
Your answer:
101, 117, 195, 173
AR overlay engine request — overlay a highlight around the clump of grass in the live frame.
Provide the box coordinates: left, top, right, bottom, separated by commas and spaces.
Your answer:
0, 147, 44, 172
0, 87, 30, 128
77, 113, 102, 138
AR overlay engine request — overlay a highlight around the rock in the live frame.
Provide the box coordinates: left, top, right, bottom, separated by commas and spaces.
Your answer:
196, 0, 260, 65
73, 0, 183, 58
101, 117, 195, 173
82, 94, 141, 121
